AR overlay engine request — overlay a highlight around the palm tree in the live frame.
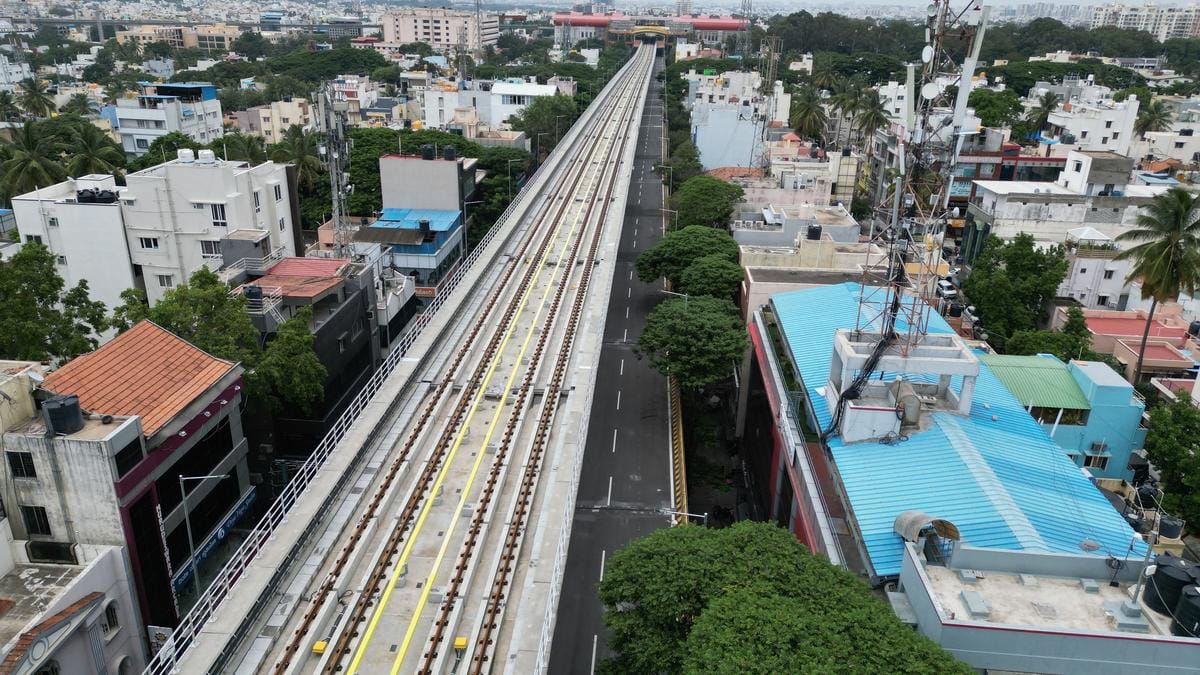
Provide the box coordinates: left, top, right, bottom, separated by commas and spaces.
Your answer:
811, 68, 837, 93
1115, 187, 1200, 383
829, 80, 862, 147
2, 121, 66, 194
219, 132, 267, 163
0, 90, 17, 122
854, 89, 891, 145
1025, 91, 1061, 135
269, 124, 322, 192
58, 92, 98, 117
67, 123, 124, 177
790, 86, 827, 141
1135, 98, 1173, 139
18, 78, 54, 119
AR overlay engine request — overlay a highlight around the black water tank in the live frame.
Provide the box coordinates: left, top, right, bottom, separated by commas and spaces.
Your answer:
43, 394, 84, 435
243, 285, 263, 301
841, 146, 851, 157
947, 303, 963, 318
1172, 585, 1200, 637
96, 190, 117, 204
806, 224, 822, 240
808, 145, 819, 159
1189, 320, 1200, 337
76, 189, 96, 203
1142, 553, 1197, 615
421, 144, 435, 160
444, 145, 456, 161
1160, 514, 1185, 540
1137, 484, 1163, 509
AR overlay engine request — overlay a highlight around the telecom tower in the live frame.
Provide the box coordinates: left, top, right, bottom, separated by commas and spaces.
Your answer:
315, 82, 354, 257
853, 0, 989, 356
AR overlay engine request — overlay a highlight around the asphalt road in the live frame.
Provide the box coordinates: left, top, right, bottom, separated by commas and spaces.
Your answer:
548, 54, 674, 674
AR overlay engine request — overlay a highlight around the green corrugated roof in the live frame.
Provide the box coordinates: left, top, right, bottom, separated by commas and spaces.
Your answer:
978, 354, 1091, 411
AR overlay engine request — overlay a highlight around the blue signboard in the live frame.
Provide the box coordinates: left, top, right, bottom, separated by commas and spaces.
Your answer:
172, 486, 257, 592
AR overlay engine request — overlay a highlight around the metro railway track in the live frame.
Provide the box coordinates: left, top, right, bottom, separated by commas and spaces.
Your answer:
269, 45, 655, 675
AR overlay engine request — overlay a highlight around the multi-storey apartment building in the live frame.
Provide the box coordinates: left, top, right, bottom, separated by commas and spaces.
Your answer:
1089, 3, 1200, 41
382, 8, 499, 52
113, 82, 223, 156
232, 98, 314, 144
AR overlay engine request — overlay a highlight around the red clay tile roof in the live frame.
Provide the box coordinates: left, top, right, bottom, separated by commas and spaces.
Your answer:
268, 257, 350, 277
0, 592, 103, 675
42, 321, 236, 436
244, 274, 343, 300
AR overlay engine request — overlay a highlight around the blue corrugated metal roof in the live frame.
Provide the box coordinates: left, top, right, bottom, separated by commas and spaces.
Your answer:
771, 283, 1143, 578
375, 208, 461, 232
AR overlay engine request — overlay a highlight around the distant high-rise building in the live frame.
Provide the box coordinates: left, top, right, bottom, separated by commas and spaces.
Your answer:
382, 8, 499, 52
677, 0, 693, 17
1089, 3, 1200, 41
261, 9, 285, 32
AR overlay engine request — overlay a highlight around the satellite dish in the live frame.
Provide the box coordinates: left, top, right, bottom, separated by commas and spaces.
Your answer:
921, 82, 940, 100
921, 45, 934, 63
927, 3, 938, 17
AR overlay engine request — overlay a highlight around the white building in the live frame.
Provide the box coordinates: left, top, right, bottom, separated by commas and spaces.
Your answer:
421, 78, 560, 130
0, 53, 31, 91
381, 8, 499, 52
331, 75, 377, 124
113, 82, 223, 156
1041, 92, 1139, 157
1132, 107, 1200, 163
489, 79, 560, 127
122, 151, 297, 304
1056, 226, 1133, 309
232, 97, 314, 144
1089, 3, 1200, 41
11, 176, 136, 316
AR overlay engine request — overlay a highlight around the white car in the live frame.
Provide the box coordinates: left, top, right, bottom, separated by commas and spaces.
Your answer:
936, 279, 958, 299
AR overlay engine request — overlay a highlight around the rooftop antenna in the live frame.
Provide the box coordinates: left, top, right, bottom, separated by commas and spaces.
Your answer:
315, 81, 353, 257
738, 0, 752, 57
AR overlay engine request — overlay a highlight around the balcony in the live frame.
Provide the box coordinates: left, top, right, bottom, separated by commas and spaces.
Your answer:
224, 245, 286, 275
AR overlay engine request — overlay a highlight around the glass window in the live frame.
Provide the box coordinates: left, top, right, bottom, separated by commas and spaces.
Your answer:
6, 451, 35, 478
274, 185, 283, 201
138, 237, 159, 250
210, 203, 227, 227
136, 138, 149, 149
25, 235, 42, 244
21, 505, 51, 536
47, 217, 58, 227
157, 274, 174, 288
200, 240, 221, 256
103, 601, 120, 635
1104, 270, 1115, 279
1084, 454, 1109, 470
253, 190, 261, 212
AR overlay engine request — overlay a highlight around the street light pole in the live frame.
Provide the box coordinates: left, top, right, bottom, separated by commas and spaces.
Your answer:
664, 508, 708, 526
555, 114, 567, 146
506, 158, 522, 200
536, 132, 549, 165
179, 473, 230, 602
660, 207, 679, 230
462, 198, 483, 256
661, 289, 689, 306
654, 163, 674, 194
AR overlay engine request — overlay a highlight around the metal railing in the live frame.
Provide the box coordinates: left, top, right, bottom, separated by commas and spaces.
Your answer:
142, 87, 580, 675
224, 245, 286, 275
233, 286, 282, 316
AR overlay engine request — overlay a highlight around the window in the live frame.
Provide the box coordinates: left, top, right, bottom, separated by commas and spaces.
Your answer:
253, 190, 261, 212
1098, 295, 1110, 306
1105, 120, 1113, 128
200, 240, 221, 257
156, 274, 174, 288
47, 217, 58, 227
56, 256, 66, 265
102, 601, 120, 636
1073, 161, 1082, 172
1083, 454, 1109, 471
1104, 270, 1115, 279
138, 237, 160, 250
136, 138, 149, 149
32, 659, 60, 675
210, 203, 227, 227
1176, 141, 1186, 149
1101, 137, 1108, 144
24, 235, 42, 244
1112, 132, 1120, 140
112, 438, 142, 478
278, 217, 285, 231
1080, 130, 1088, 139
193, 202, 205, 210
21, 505, 51, 536
7, 451, 35, 478
274, 184, 282, 201
1079, 268, 1087, 274
1181, 128, 1195, 137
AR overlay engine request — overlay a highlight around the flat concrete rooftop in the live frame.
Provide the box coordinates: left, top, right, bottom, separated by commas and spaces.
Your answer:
0, 563, 83, 648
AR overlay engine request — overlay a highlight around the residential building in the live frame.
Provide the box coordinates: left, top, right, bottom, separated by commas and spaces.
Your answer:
490, 79, 559, 127
113, 82, 223, 156
1052, 305, 1199, 382
382, 8, 500, 52
0, 323, 252, 630
981, 354, 1146, 481
0, 53, 31, 91
683, 70, 790, 169
11, 175, 135, 316
1090, 3, 1200, 41
950, 130, 1065, 206
232, 98, 314, 144
331, 75, 377, 124
764, 135, 861, 205
1132, 106, 1200, 164
731, 203, 859, 247
421, 78, 562, 131
0, 362, 145, 675
963, 150, 1169, 259
122, 151, 298, 304
1038, 88, 1139, 157
1057, 226, 1132, 310
141, 58, 175, 80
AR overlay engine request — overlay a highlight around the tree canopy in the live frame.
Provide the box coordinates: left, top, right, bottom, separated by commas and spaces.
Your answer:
1004, 306, 1104, 360
247, 306, 327, 416
671, 175, 744, 229
960, 234, 1068, 350
676, 254, 744, 300
0, 242, 108, 361
599, 522, 970, 674
1145, 398, 1200, 534
508, 94, 579, 155
636, 225, 739, 287
967, 88, 1023, 128
636, 296, 747, 389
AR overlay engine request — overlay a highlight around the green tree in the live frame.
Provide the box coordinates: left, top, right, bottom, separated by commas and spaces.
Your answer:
828, 78, 863, 146
1144, 398, 1200, 532
67, 123, 125, 177
960, 233, 1068, 350
112, 268, 261, 366
2, 121, 66, 196
509, 94, 578, 155
1005, 306, 1100, 361
18, 78, 54, 118
967, 88, 1022, 128
247, 306, 327, 416
636, 225, 739, 286
672, 175, 744, 229
1115, 187, 1200, 382
600, 522, 969, 675
853, 88, 890, 144
660, 139, 703, 187
0, 242, 108, 361
636, 296, 746, 389
127, 132, 204, 172
1025, 91, 1061, 133
269, 125, 323, 192
789, 85, 827, 140
142, 41, 174, 60
216, 132, 267, 163
0, 90, 18, 122
232, 32, 272, 59
1135, 98, 1173, 138
58, 92, 98, 116
677, 254, 744, 299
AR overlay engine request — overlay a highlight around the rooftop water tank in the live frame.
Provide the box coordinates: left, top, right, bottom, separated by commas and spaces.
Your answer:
1142, 553, 1199, 615
444, 145, 456, 161
421, 144, 435, 160
806, 224, 822, 240
197, 149, 216, 163
1160, 514, 1185, 540
43, 394, 84, 435
1188, 320, 1200, 337
178, 148, 196, 162
1172, 585, 1200, 638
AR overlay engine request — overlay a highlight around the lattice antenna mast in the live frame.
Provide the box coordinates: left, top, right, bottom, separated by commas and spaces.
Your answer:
855, 0, 988, 356
738, 0, 753, 57
316, 82, 353, 257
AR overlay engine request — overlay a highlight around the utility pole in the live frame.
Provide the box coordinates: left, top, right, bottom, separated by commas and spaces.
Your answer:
315, 82, 353, 257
